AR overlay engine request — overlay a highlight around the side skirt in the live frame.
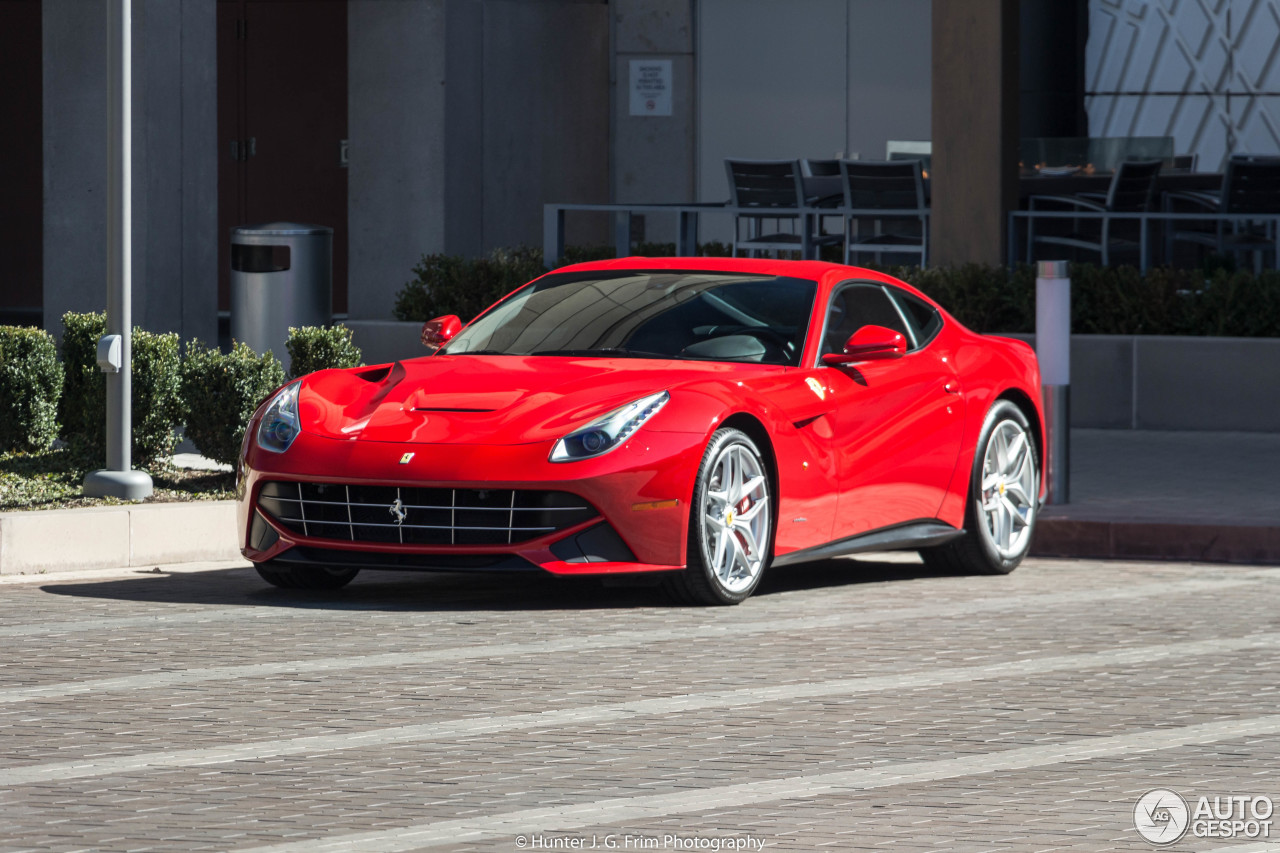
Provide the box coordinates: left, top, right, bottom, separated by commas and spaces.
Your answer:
771, 520, 965, 568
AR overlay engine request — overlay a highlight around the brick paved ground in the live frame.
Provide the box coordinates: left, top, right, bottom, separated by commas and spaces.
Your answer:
2, 556, 1278, 852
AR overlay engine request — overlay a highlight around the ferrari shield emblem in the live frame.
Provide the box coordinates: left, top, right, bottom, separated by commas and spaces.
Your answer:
399, 452, 415, 464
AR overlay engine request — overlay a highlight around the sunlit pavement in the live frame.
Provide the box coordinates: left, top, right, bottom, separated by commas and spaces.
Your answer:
2, 556, 1278, 851
1035, 429, 1280, 563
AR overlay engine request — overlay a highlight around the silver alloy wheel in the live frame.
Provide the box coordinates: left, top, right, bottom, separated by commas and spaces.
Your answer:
700, 441, 771, 593
979, 419, 1038, 559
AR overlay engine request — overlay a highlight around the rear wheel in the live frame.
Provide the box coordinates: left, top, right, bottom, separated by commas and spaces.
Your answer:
665, 428, 773, 605
254, 562, 360, 590
921, 400, 1039, 575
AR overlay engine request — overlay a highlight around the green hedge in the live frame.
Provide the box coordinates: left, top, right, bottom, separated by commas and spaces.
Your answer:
882, 264, 1280, 337
59, 312, 184, 469
393, 242, 732, 322
286, 324, 362, 379
0, 326, 64, 452
180, 341, 286, 467
396, 246, 1280, 337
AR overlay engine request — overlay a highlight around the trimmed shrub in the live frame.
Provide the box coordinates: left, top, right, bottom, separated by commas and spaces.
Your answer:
180, 341, 286, 467
867, 263, 1280, 337
897, 263, 1036, 335
394, 247, 547, 323
286, 324, 362, 379
393, 242, 738, 322
393, 244, 1280, 337
58, 312, 105, 448
58, 311, 184, 469
0, 326, 64, 452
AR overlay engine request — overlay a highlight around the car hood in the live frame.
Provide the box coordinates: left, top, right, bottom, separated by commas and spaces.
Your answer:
297, 354, 776, 445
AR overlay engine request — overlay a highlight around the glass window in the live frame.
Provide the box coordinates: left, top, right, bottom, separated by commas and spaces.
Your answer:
889, 289, 943, 348
821, 284, 911, 356
441, 271, 817, 367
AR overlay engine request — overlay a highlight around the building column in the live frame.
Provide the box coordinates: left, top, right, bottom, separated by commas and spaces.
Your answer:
612, 0, 695, 246
930, 0, 1020, 267
42, 0, 215, 344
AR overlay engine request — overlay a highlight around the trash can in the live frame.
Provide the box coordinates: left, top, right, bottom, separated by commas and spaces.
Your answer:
230, 222, 332, 358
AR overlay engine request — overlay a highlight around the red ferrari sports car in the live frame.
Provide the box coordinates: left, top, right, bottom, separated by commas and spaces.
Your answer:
237, 257, 1043, 604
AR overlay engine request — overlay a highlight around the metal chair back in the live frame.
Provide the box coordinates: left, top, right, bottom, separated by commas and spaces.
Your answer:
1220, 158, 1280, 214
724, 159, 806, 209
838, 159, 928, 265
1105, 159, 1162, 212
802, 158, 841, 177
840, 160, 926, 212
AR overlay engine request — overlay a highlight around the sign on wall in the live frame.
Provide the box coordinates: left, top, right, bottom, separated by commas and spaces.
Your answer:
630, 59, 673, 116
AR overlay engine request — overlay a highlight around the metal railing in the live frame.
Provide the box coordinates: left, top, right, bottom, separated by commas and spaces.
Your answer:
543, 202, 930, 264
1009, 209, 1280, 272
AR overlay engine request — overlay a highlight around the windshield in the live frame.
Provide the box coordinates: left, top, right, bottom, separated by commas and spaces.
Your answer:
440, 271, 817, 366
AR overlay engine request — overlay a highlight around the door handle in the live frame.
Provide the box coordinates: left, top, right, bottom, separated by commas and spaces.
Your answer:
944, 382, 961, 395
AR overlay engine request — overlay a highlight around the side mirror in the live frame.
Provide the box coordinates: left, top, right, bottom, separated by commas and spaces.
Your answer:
821, 325, 907, 366
421, 315, 462, 350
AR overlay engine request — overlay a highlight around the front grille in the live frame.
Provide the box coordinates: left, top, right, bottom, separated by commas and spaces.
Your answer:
257, 481, 598, 546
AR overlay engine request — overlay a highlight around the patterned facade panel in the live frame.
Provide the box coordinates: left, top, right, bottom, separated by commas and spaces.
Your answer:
1087, 0, 1280, 169
1088, 0, 1230, 94
1235, 96, 1280, 153
1231, 0, 1280, 91
1086, 93, 1230, 167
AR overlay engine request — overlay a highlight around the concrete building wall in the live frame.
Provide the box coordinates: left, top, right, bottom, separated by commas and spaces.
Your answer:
694, 0, 931, 241
444, 0, 484, 260
480, 0, 610, 251
347, 0, 447, 322
42, 0, 216, 345
846, 0, 932, 164
347, 0, 608, 318
612, 0, 695, 245
42, 0, 109, 338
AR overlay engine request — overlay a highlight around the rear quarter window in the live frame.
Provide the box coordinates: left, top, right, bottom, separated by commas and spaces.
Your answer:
890, 289, 943, 348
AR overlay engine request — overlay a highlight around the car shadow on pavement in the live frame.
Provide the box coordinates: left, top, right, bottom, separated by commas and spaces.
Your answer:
40, 556, 951, 611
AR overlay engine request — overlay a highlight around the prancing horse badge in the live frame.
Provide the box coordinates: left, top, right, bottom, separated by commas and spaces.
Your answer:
399, 452, 415, 464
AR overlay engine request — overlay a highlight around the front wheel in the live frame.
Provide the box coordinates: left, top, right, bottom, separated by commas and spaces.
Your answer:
665, 428, 774, 605
254, 562, 360, 590
921, 400, 1039, 575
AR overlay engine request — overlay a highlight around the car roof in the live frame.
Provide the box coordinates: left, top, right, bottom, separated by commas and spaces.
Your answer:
550, 256, 940, 309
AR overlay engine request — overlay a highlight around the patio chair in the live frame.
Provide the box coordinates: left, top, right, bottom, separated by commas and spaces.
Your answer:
724, 159, 841, 258
1026, 159, 1163, 268
802, 158, 841, 177
1165, 157, 1280, 273
839, 159, 929, 266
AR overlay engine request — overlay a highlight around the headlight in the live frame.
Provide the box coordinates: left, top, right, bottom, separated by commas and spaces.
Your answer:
256, 380, 302, 453
549, 391, 669, 462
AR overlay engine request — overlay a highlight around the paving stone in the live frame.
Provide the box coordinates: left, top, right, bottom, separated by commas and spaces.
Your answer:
1, 558, 1278, 851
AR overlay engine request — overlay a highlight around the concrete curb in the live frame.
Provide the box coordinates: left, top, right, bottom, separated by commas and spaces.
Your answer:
3, 499, 1275, 577
1033, 518, 1280, 565
0, 501, 241, 575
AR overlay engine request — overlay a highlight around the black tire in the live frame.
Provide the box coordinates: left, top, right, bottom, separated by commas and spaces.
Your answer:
664, 428, 774, 606
254, 562, 360, 590
920, 400, 1039, 575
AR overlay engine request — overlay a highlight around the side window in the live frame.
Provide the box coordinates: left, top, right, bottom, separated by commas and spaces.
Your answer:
821, 284, 912, 356
888, 288, 943, 348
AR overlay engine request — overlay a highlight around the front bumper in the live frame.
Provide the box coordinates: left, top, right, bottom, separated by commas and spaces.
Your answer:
237, 429, 704, 575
